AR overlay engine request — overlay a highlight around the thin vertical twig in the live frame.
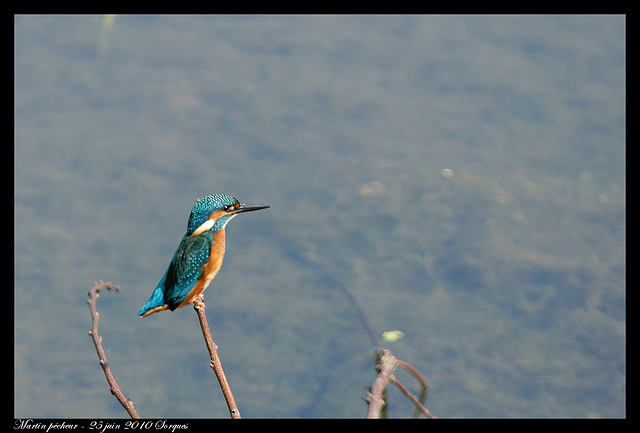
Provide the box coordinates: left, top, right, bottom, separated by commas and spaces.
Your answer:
87, 280, 139, 419
193, 295, 241, 419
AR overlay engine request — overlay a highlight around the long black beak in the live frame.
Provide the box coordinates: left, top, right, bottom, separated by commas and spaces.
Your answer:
231, 203, 270, 214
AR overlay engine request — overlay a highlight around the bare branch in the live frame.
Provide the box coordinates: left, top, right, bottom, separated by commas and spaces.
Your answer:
87, 280, 139, 419
193, 295, 241, 419
366, 348, 435, 419
366, 349, 397, 418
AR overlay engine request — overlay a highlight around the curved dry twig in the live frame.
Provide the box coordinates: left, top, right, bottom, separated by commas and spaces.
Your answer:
395, 358, 433, 418
87, 280, 139, 419
390, 376, 435, 419
193, 294, 241, 419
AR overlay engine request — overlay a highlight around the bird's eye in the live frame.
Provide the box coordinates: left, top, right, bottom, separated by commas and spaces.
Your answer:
224, 204, 240, 212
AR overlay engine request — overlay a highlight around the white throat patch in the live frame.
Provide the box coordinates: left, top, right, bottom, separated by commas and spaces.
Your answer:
190, 219, 214, 237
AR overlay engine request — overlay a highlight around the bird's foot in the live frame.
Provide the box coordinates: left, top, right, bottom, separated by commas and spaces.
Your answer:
193, 294, 206, 311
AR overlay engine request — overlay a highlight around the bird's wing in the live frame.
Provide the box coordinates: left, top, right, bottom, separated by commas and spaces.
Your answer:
163, 234, 212, 309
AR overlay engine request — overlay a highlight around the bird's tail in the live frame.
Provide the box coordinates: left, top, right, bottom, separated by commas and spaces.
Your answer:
138, 283, 168, 318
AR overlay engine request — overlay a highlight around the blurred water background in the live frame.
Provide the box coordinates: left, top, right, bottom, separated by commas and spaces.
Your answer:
14, 14, 625, 418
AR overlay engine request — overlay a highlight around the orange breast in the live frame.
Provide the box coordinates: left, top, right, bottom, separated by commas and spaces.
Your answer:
177, 229, 226, 309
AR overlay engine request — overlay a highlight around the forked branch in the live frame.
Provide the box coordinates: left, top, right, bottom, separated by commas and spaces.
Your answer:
366, 348, 435, 418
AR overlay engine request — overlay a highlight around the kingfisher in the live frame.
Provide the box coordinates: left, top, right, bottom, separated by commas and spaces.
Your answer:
138, 193, 269, 318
